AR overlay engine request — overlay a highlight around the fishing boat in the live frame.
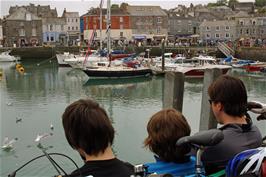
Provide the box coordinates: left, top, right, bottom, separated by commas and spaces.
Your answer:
0, 50, 20, 62
82, 0, 152, 79
56, 52, 74, 67
151, 55, 231, 78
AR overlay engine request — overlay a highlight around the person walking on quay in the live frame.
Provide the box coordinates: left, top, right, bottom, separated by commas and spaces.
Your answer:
202, 75, 262, 175
144, 108, 195, 176
61, 99, 134, 177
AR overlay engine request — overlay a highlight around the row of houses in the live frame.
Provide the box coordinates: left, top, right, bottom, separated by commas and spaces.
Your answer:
0, 4, 79, 47
0, 2, 266, 47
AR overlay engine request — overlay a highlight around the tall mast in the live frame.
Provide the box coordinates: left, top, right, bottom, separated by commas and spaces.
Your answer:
99, 0, 103, 51
107, 0, 111, 58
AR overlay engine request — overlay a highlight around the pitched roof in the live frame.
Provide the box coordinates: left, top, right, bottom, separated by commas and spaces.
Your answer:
6, 7, 41, 21
86, 8, 130, 16
200, 20, 236, 27
127, 5, 167, 16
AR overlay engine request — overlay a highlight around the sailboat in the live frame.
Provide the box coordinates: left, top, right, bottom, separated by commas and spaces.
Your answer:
82, 0, 152, 79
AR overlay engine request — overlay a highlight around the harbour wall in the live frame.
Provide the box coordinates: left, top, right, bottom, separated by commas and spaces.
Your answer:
0, 46, 265, 61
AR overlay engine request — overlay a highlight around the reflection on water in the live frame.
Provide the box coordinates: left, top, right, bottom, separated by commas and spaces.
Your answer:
1, 62, 266, 176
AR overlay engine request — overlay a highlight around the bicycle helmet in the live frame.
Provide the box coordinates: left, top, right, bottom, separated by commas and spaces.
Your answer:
226, 147, 266, 177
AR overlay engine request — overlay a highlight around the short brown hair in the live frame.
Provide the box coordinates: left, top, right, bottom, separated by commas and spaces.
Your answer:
62, 99, 114, 156
144, 109, 191, 162
208, 75, 247, 117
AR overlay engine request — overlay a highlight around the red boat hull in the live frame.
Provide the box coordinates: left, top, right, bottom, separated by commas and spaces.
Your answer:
184, 68, 230, 77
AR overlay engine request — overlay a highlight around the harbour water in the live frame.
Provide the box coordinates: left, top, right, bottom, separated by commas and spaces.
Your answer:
0, 60, 266, 177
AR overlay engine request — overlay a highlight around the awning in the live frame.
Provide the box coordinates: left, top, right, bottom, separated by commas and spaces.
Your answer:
133, 35, 146, 40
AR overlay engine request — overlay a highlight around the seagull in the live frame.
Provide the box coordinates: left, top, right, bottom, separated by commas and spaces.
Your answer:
7, 102, 13, 106
34, 133, 53, 142
2, 137, 18, 151
50, 124, 54, 131
16, 117, 22, 123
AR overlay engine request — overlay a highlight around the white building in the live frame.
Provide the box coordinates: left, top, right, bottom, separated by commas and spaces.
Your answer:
62, 9, 80, 46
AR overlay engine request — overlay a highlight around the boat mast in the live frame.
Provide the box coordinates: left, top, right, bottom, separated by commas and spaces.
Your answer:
107, 0, 111, 66
99, 0, 103, 51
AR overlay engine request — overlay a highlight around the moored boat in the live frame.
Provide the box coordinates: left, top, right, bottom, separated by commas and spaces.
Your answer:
0, 50, 20, 62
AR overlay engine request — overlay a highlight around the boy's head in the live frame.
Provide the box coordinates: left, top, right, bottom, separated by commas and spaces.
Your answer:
144, 109, 191, 162
62, 99, 114, 156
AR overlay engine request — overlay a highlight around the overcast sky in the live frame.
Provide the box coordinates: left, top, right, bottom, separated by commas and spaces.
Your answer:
0, 0, 255, 18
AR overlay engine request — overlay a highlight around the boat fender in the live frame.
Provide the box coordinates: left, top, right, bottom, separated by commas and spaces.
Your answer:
19, 67, 25, 73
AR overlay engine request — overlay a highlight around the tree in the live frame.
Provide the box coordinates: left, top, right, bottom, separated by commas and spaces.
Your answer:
111, 4, 119, 9
217, 0, 228, 6
207, 0, 228, 7
228, 0, 238, 8
255, 0, 266, 7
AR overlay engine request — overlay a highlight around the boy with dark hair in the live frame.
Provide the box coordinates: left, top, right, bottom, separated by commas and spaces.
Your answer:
62, 99, 134, 177
202, 75, 262, 175
144, 109, 195, 176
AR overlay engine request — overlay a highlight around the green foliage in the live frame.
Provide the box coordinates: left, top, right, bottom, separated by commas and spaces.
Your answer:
217, 0, 228, 6
207, 0, 228, 7
258, 7, 266, 13
111, 4, 119, 9
228, 0, 238, 8
255, 0, 266, 7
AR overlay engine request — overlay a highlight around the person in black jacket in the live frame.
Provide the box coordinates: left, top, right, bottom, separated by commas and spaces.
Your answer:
202, 75, 262, 175
61, 98, 134, 177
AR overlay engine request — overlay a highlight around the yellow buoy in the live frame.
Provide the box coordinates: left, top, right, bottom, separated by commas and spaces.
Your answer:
16, 64, 22, 70
16, 64, 25, 74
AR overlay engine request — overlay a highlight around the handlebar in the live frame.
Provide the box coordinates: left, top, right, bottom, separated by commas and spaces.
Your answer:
247, 101, 266, 121
176, 129, 224, 147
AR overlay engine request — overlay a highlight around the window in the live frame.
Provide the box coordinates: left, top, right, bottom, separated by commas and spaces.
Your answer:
157, 17, 162, 23
215, 33, 220, 38
188, 20, 192, 25
68, 26, 70, 30
61, 25, 64, 31
76, 26, 78, 30
50, 25, 53, 31
157, 26, 161, 34
51, 36, 54, 42
252, 20, 256, 25
216, 26, 220, 31
246, 29, 249, 34
72, 27, 74, 30
240, 20, 244, 26
252, 29, 256, 34
120, 17, 123, 23
72, 19, 74, 22
120, 32, 123, 37
120, 24, 123, 30
188, 28, 192, 33
26, 13, 32, 21
225, 33, 230, 38
47, 36, 49, 41
95, 32, 97, 37
206, 26, 210, 31
19, 29, 25, 36
225, 26, 230, 31
261, 29, 264, 34
206, 33, 210, 38
32, 28, 36, 36
240, 29, 243, 34
76, 18, 78, 22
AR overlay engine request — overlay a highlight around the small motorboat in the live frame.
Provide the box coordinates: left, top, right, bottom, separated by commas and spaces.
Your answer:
0, 50, 20, 62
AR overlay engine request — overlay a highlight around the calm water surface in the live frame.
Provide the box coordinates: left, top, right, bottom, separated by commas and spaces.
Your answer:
0, 60, 266, 177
